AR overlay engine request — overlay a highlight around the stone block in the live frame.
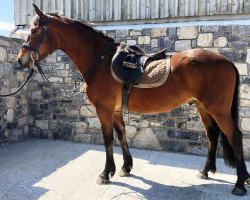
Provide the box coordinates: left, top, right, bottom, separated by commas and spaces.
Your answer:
57, 70, 69, 78
18, 117, 28, 126
129, 118, 149, 128
75, 121, 87, 133
214, 37, 227, 47
125, 125, 137, 139
232, 26, 250, 37
80, 105, 96, 117
0, 62, 13, 75
138, 36, 150, 45
106, 30, 116, 38
67, 109, 79, 115
150, 121, 161, 127
52, 63, 64, 70
241, 118, 250, 131
219, 50, 238, 61
197, 33, 213, 47
160, 37, 174, 50
4, 109, 14, 122
31, 91, 42, 99
48, 77, 63, 83
243, 138, 250, 160
151, 39, 158, 48
187, 115, 205, 132
46, 52, 57, 63
35, 120, 49, 130
230, 41, 247, 51
239, 107, 250, 117
177, 27, 198, 39
127, 40, 136, 45
168, 129, 202, 142
235, 63, 248, 75
171, 107, 186, 118
151, 28, 167, 37
32, 73, 44, 82
203, 48, 219, 53
246, 49, 250, 64
168, 27, 176, 36
7, 53, 16, 62
130, 30, 142, 36
186, 146, 207, 156
54, 123, 74, 140
17, 71, 26, 81
163, 140, 186, 152
240, 100, 250, 107
0, 47, 7, 61
175, 40, 191, 51
201, 26, 219, 33
240, 85, 250, 99
132, 128, 162, 150
74, 134, 92, 143
116, 30, 128, 37
87, 118, 101, 129
0, 39, 10, 47
6, 97, 16, 108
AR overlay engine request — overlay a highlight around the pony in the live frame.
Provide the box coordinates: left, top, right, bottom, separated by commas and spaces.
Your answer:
17, 5, 250, 196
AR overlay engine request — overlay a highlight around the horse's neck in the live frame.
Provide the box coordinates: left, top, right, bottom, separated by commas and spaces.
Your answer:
59, 28, 111, 76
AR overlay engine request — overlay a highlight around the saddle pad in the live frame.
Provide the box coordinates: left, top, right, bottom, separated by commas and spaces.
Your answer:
111, 58, 171, 88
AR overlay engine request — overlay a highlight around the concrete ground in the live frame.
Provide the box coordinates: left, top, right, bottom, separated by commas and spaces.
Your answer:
0, 140, 250, 200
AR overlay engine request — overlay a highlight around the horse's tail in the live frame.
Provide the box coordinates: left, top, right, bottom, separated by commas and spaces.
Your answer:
220, 62, 240, 168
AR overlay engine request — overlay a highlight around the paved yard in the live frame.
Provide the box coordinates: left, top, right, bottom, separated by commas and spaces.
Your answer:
0, 140, 250, 200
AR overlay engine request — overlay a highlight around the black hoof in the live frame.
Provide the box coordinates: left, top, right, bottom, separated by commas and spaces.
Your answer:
96, 176, 110, 185
196, 171, 208, 179
231, 186, 247, 196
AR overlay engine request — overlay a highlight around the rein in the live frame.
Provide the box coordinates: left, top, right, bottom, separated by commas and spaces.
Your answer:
0, 69, 34, 97
35, 41, 114, 97
0, 14, 114, 99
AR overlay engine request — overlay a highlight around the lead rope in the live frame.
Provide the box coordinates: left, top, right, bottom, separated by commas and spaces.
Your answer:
0, 64, 34, 97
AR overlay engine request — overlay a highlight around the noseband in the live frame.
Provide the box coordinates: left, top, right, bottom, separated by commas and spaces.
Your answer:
22, 15, 55, 61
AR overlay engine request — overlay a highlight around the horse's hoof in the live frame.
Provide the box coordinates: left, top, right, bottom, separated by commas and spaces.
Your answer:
246, 178, 250, 186
231, 186, 247, 196
196, 171, 208, 179
96, 176, 110, 185
119, 169, 130, 177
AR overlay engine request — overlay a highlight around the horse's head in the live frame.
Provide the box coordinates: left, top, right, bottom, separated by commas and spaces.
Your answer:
17, 4, 57, 68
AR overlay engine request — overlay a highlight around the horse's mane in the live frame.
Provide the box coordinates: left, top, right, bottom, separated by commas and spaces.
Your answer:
47, 12, 114, 42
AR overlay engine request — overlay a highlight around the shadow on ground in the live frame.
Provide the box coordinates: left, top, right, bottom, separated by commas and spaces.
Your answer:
0, 139, 249, 200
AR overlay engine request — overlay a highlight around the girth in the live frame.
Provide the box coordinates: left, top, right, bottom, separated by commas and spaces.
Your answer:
111, 42, 167, 112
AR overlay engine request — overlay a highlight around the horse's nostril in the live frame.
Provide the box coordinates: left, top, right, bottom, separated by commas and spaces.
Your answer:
17, 58, 22, 66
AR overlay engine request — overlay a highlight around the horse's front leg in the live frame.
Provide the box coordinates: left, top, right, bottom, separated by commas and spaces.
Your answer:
96, 107, 116, 184
114, 110, 133, 177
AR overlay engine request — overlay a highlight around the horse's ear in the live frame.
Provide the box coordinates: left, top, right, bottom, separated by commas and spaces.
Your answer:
33, 4, 46, 21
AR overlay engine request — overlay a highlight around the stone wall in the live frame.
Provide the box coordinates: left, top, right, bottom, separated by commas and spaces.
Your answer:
0, 36, 29, 143
26, 24, 250, 159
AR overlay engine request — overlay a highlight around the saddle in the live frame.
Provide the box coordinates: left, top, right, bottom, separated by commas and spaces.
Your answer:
111, 42, 168, 111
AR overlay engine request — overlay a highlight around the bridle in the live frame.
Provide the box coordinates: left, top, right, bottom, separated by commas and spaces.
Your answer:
22, 15, 55, 64
1, 14, 114, 98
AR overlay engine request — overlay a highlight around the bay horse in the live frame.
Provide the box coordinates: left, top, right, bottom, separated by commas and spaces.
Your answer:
17, 5, 250, 196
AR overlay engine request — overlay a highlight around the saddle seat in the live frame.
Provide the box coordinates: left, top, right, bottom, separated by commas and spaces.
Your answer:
111, 42, 171, 111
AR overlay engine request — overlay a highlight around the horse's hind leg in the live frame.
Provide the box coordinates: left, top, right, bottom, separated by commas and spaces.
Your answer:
114, 111, 133, 177
211, 112, 250, 196
195, 102, 220, 179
